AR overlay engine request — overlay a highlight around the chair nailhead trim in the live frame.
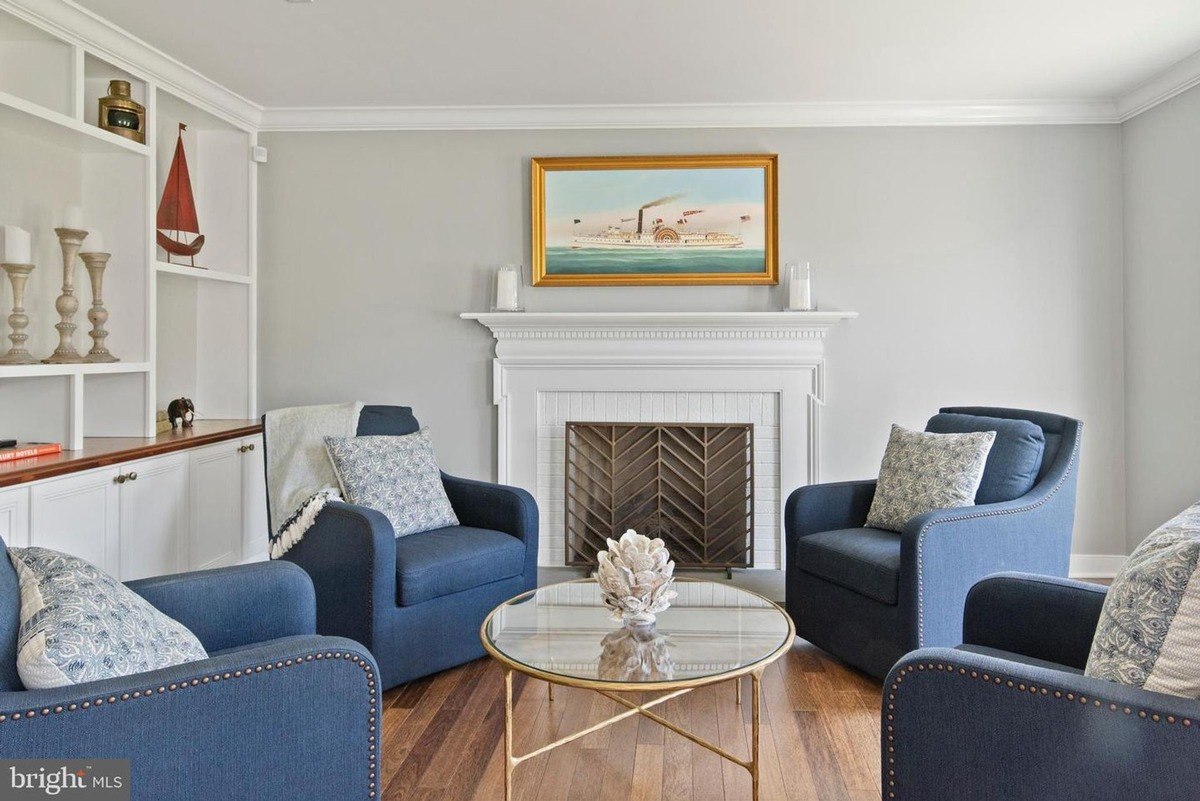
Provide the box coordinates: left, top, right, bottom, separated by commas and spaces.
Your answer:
0, 650, 379, 797
887, 660, 1196, 798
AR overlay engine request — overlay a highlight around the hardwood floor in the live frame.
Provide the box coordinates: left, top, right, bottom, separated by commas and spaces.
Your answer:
377, 640, 882, 801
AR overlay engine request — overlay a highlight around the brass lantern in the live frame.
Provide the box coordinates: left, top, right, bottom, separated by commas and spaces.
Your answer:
98, 80, 145, 144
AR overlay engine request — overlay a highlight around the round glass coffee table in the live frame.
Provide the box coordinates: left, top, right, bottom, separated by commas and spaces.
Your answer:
481, 578, 794, 800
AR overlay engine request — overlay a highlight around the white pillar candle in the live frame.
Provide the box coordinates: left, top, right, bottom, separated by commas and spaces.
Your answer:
61, 205, 84, 230
495, 266, 521, 311
82, 229, 105, 254
1, 225, 31, 264
787, 262, 813, 311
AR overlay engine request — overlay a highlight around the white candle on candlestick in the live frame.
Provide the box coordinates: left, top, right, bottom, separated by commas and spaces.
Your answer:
61, 205, 84, 230
1, 225, 31, 264
82, 229, 105, 254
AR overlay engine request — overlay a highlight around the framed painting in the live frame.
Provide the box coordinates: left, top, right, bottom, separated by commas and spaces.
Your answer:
531, 154, 778, 286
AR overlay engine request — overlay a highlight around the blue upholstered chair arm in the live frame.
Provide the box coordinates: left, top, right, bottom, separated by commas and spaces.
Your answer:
963, 573, 1107, 670
0, 636, 378, 800
898, 478, 1076, 649
126, 561, 316, 653
784, 479, 877, 539
278, 502, 398, 651
885, 647, 1200, 801
442, 473, 539, 576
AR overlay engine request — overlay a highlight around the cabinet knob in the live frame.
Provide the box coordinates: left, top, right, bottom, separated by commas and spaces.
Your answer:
128, 472, 138, 481
114, 474, 127, 484
237, 445, 248, 453
247, 443, 255, 451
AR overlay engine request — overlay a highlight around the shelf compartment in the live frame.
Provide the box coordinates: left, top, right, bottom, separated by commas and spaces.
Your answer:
0, 89, 149, 155
156, 261, 251, 285
0, 10, 74, 116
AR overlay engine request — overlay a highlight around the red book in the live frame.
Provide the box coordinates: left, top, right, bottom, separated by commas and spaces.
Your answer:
0, 443, 62, 463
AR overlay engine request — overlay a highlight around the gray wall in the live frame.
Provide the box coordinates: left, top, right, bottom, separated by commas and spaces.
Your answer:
1123, 84, 1200, 547
258, 125, 1127, 558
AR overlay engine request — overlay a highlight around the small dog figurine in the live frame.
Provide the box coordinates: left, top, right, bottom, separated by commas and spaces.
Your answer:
167, 397, 195, 429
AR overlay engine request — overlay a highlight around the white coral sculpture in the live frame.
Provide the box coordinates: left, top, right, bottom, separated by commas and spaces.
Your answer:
596, 529, 678, 626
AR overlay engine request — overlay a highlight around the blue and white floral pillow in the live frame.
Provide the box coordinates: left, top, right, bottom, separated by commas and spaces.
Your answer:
9, 547, 207, 689
1086, 502, 1200, 697
324, 428, 459, 537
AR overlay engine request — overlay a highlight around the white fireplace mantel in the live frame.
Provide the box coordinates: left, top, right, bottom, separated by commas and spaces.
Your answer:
461, 310, 858, 570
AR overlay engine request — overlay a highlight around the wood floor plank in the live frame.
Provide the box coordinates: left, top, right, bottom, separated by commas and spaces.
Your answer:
380, 638, 885, 800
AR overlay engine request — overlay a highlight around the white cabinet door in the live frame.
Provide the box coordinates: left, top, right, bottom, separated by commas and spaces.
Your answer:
118, 453, 188, 581
29, 468, 120, 572
240, 435, 268, 562
0, 486, 30, 548
188, 441, 243, 570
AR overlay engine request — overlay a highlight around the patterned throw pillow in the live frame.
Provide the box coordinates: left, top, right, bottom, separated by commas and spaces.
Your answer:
1086, 502, 1200, 697
865, 424, 996, 533
10, 547, 207, 690
324, 428, 460, 537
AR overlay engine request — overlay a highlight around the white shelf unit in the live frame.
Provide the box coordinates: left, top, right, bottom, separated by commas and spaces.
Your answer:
0, 3, 257, 449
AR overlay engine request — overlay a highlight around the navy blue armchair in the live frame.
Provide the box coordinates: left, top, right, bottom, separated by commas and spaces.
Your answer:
785, 406, 1081, 678
267, 405, 538, 690
0, 549, 379, 800
885, 573, 1200, 801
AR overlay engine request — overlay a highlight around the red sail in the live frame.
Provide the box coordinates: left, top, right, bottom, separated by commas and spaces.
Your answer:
157, 124, 200, 234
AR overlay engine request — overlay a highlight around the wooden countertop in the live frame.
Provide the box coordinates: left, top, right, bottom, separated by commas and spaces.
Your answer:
0, 419, 263, 488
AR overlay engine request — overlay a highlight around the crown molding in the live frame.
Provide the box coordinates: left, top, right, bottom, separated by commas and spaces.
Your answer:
1116, 48, 1200, 121
259, 99, 1119, 132
2, 0, 263, 131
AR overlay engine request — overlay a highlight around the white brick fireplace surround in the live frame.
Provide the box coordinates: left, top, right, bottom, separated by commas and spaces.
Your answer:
461, 312, 857, 572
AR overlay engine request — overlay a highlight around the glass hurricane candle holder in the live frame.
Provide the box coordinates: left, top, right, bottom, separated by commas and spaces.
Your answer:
784, 261, 815, 311
492, 264, 524, 312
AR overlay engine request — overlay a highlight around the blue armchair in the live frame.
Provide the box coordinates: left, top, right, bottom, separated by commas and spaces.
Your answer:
266, 405, 538, 690
885, 573, 1200, 801
785, 406, 1081, 678
0, 549, 379, 800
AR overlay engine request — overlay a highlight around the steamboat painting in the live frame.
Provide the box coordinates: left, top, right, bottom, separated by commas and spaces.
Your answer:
531, 154, 777, 286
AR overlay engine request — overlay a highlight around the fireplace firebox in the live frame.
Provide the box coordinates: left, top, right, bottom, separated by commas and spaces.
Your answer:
564, 422, 754, 570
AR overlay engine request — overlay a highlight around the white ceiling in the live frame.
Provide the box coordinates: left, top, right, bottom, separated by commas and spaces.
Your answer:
76, 0, 1200, 110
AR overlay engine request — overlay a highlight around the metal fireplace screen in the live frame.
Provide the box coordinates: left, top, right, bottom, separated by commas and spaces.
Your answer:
564, 422, 754, 569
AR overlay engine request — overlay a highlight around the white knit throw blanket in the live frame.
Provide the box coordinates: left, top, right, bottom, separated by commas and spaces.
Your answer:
265, 401, 363, 559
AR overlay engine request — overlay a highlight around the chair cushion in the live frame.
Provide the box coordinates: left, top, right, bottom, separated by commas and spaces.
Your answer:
926, 413, 1045, 504
1086, 502, 1200, 698
866, 424, 995, 533
325, 429, 459, 537
794, 527, 902, 605
956, 644, 1083, 675
395, 526, 526, 606
8, 547, 207, 689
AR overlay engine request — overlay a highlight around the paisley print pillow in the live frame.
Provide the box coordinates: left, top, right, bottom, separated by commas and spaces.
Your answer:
324, 428, 459, 537
9, 547, 207, 690
1086, 502, 1200, 697
865, 424, 996, 533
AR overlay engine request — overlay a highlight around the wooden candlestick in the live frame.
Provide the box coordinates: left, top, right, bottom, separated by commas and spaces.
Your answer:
0, 263, 36, 365
80, 252, 117, 363
44, 227, 87, 364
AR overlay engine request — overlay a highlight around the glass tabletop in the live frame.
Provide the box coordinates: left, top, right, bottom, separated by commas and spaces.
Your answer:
483, 578, 793, 687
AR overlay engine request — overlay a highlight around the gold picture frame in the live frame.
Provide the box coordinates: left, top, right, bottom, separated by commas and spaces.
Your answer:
531, 154, 778, 286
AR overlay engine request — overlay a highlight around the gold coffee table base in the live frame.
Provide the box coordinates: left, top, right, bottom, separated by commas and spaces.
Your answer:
501, 669, 766, 800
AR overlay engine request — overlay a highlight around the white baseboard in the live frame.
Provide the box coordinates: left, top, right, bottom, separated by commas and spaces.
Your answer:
1069, 554, 1127, 579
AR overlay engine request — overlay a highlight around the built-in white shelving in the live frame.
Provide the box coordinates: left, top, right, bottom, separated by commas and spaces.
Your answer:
155, 261, 251, 285
0, 1, 257, 451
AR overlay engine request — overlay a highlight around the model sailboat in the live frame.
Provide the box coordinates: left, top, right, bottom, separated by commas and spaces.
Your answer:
157, 122, 205, 266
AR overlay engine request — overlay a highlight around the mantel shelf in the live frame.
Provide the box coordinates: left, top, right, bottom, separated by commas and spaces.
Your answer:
461, 310, 859, 341
0, 90, 150, 156
155, 261, 252, 285
0, 361, 152, 379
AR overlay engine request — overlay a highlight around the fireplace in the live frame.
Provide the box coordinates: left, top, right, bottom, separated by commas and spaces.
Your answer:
461, 310, 858, 571
564, 422, 754, 569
